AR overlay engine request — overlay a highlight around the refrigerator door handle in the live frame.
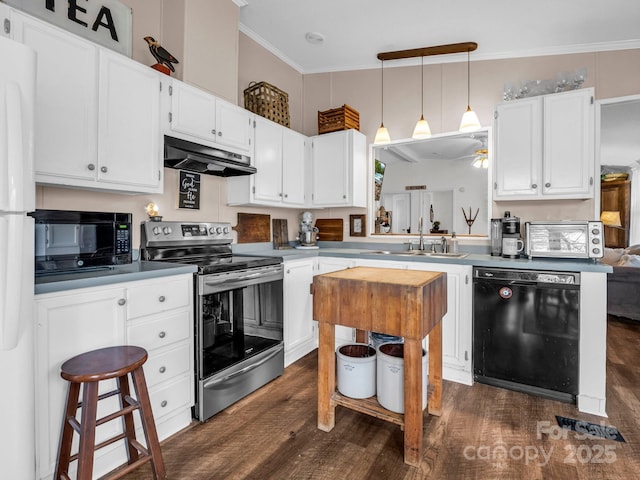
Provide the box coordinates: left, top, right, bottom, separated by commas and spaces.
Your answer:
0, 214, 25, 350
0, 79, 26, 213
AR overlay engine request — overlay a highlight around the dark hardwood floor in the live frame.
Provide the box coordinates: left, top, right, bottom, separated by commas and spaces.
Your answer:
122, 317, 640, 479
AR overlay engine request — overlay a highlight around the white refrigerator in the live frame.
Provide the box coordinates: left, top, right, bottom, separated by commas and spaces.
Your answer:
0, 36, 37, 478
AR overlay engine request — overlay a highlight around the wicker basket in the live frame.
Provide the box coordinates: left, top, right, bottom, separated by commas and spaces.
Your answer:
318, 104, 360, 134
244, 81, 290, 127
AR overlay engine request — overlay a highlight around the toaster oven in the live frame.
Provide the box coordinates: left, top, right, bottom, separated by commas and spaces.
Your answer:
524, 221, 604, 259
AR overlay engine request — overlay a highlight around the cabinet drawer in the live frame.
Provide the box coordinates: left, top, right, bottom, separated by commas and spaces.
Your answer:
128, 311, 190, 351
127, 277, 190, 319
143, 343, 191, 389
148, 375, 192, 419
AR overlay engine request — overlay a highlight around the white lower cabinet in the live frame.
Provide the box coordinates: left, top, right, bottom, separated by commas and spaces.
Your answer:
408, 262, 473, 385
283, 258, 316, 367
314, 257, 357, 348
333, 257, 473, 385
34, 274, 194, 480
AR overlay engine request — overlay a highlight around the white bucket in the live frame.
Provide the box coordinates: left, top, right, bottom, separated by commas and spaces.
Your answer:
336, 343, 377, 399
376, 342, 428, 414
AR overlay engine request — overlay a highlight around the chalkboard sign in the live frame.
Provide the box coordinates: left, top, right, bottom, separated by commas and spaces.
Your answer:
178, 171, 200, 209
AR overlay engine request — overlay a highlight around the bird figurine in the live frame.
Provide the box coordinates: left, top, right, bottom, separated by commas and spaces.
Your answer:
144, 36, 179, 73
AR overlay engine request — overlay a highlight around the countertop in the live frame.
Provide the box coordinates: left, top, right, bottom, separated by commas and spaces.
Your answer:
35, 242, 611, 295
234, 242, 613, 273
35, 261, 198, 295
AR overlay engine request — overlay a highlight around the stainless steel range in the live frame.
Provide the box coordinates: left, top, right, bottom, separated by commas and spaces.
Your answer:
140, 221, 284, 421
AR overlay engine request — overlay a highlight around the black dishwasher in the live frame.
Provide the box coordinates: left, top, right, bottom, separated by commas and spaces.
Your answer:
473, 267, 580, 403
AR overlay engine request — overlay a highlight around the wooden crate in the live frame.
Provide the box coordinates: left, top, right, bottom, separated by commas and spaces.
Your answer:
244, 81, 290, 127
318, 104, 360, 134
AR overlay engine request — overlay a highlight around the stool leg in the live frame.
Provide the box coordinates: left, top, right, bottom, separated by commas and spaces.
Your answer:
118, 374, 140, 464
131, 367, 166, 480
76, 382, 99, 480
55, 382, 81, 479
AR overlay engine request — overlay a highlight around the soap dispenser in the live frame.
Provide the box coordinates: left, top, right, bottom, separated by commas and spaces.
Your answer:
450, 232, 459, 254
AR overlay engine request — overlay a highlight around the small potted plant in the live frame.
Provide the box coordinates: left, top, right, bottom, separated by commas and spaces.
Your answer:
431, 221, 441, 233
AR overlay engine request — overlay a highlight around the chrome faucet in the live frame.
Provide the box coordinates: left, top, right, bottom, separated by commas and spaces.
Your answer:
418, 216, 425, 251
441, 236, 448, 253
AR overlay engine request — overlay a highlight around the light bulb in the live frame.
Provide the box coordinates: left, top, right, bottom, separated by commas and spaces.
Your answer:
459, 106, 481, 132
374, 123, 391, 144
412, 115, 431, 139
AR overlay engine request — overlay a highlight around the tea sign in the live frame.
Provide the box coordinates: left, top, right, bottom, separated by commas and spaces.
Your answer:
5, 0, 132, 56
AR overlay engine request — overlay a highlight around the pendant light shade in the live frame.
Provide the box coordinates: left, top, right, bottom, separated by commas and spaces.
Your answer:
412, 57, 431, 139
459, 49, 481, 132
374, 60, 391, 144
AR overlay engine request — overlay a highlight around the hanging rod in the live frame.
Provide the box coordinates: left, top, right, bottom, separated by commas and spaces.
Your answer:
377, 42, 477, 61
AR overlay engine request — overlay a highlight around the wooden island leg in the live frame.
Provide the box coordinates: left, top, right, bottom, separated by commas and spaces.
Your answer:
427, 322, 443, 416
317, 322, 336, 432
403, 337, 423, 467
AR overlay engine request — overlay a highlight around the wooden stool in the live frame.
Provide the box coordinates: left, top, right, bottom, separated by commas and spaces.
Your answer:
55, 346, 166, 480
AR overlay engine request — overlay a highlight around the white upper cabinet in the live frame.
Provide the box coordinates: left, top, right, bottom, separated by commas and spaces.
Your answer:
97, 50, 161, 189
311, 129, 367, 207
227, 116, 307, 207
166, 79, 253, 155
281, 127, 307, 205
494, 88, 594, 200
10, 9, 162, 194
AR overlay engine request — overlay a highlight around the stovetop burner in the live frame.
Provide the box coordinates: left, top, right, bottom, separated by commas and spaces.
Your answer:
140, 220, 282, 274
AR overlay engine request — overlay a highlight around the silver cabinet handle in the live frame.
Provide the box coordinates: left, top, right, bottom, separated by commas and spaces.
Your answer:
159, 366, 166, 374
100, 166, 108, 173
211, 129, 216, 135
218, 131, 222, 136
284, 194, 288, 198
531, 184, 537, 189
545, 182, 551, 188
158, 295, 166, 302
87, 163, 95, 171
158, 331, 166, 338
160, 400, 167, 408
117, 298, 126, 306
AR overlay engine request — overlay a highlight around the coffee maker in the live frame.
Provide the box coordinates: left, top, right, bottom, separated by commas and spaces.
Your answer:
501, 211, 522, 258
297, 211, 319, 249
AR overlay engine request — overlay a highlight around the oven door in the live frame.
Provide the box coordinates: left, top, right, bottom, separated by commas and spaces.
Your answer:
195, 264, 284, 420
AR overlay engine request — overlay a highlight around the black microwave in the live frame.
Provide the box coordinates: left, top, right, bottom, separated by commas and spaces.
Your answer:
30, 210, 132, 274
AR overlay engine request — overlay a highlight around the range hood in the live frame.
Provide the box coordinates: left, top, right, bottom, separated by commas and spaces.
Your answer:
164, 136, 256, 177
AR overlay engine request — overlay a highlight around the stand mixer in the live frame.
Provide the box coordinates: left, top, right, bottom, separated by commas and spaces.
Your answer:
297, 211, 319, 249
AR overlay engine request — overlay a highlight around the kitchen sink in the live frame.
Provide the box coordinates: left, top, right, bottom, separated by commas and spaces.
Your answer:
366, 250, 468, 258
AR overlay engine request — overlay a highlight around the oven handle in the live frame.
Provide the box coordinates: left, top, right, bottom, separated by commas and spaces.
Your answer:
204, 271, 273, 287
202, 347, 283, 388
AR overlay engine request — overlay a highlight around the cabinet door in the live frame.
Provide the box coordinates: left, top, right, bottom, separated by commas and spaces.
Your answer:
253, 116, 284, 203
312, 132, 349, 206
494, 98, 542, 198
170, 81, 217, 143
543, 89, 594, 197
35, 288, 126, 479
282, 128, 306, 206
215, 98, 253, 153
409, 263, 472, 385
13, 12, 99, 181
315, 258, 356, 345
98, 50, 161, 191
284, 259, 315, 366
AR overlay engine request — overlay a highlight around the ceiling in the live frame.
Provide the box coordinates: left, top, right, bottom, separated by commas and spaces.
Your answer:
238, 0, 640, 74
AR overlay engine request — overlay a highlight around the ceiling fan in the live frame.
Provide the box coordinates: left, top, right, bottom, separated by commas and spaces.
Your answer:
456, 138, 488, 168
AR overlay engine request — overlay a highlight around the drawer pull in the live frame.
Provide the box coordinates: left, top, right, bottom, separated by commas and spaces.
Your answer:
117, 298, 126, 306
159, 366, 166, 374
159, 295, 166, 302
160, 400, 168, 408
158, 331, 166, 339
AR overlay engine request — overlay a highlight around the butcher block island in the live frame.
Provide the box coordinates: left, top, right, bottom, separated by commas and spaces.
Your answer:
312, 267, 447, 467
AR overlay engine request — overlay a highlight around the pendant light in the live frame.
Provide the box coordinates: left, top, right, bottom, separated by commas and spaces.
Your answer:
412, 56, 431, 139
459, 49, 481, 132
374, 60, 391, 144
